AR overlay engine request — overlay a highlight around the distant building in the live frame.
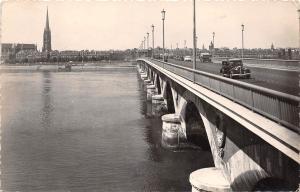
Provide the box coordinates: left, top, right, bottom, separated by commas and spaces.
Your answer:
209, 41, 214, 51
42, 7, 52, 52
1, 43, 14, 62
1, 43, 37, 63
15, 44, 37, 52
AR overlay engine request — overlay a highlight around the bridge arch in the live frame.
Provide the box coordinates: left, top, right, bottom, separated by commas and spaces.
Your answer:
185, 101, 210, 150
165, 82, 175, 113
150, 70, 154, 81
155, 74, 161, 95
229, 168, 295, 191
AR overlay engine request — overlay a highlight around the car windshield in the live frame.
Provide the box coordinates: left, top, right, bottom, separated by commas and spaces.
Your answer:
230, 60, 242, 66
222, 61, 229, 66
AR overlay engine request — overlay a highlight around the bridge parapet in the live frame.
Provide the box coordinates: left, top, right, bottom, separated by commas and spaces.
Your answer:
140, 58, 299, 132
213, 57, 300, 69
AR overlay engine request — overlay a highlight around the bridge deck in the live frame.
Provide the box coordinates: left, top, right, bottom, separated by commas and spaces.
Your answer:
166, 58, 298, 96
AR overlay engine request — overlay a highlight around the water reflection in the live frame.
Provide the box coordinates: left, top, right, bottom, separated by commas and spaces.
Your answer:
137, 75, 147, 116
41, 71, 53, 130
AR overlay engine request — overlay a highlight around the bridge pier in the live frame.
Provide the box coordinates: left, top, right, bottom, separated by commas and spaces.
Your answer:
138, 67, 143, 74
161, 113, 184, 149
189, 167, 231, 192
152, 94, 164, 104
138, 64, 168, 115
151, 94, 167, 116
140, 72, 147, 80
144, 78, 152, 85
146, 84, 156, 100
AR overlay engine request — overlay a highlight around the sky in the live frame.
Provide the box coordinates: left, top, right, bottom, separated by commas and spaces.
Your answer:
1, 0, 299, 51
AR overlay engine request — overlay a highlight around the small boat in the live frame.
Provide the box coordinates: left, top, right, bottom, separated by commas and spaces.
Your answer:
58, 63, 72, 72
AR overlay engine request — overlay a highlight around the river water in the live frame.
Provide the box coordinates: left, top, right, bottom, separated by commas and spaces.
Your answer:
1, 65, 213, 191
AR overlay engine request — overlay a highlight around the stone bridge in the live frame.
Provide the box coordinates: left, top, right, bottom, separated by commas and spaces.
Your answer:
136, 58, 299, 191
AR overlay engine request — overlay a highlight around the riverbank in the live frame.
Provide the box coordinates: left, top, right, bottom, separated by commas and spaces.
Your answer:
1, 60, 135, 66
0, 61, 137, 73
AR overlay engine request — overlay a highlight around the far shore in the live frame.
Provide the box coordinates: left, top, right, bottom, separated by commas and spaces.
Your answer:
0, 60, 137, 73
1, 60, 136, 66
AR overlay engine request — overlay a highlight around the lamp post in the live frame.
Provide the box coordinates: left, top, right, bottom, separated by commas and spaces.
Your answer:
147, 32, 149, 50
193, 0, 196, 82
298, 9, 300, 50
161, 9, 166, 62
212, 32, 215, 57
144, 36, 146, 50
184, 40, 187, 56
151, 24, 155, 58
140, 41, 143, 57
241, 24, 244, 61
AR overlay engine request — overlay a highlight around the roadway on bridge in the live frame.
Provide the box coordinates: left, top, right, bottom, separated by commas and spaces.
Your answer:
165, 59, 298, 96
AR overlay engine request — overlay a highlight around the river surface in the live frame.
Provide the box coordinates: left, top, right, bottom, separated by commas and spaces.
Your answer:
1, 66, 213, 191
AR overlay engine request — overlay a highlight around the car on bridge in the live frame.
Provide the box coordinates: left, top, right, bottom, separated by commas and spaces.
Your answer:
199, 53, 212, 62
184, 56, 192, 62
159, 53, 168, 62
174, 55, 184, 61
220, 59, 251, 79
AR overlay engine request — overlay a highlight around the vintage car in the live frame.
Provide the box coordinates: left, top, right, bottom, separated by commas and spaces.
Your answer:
199, 53, 212, 62
174, 55, 184, 61
159, 53, 168, 62
184, 55, 192, 62
220, 59, 251, 79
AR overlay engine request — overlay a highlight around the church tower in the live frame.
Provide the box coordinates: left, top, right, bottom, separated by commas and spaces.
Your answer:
42, 7, 52, 52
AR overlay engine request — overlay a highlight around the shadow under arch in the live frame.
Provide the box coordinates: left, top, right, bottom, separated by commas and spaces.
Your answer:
252, 177, 296, 191
230, 169, 296, 191
165, 82, 175, 113
150, 70, 154, 81
185, 101, 210, 151
156, 75, 161, 95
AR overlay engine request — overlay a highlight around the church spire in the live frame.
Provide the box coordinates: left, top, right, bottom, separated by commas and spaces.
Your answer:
45, 6, 50, 30
43, 6, 52, 52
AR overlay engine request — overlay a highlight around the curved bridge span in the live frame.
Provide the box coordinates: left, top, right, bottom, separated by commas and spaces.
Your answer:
137, 58, 299, 191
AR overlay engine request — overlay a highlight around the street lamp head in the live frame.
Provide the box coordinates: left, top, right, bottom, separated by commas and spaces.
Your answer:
147, 32, 149, 36
241, 24, 244, 31
161, 9, 166, 20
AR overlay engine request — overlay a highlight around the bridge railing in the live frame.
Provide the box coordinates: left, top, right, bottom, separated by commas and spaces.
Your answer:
212, 57, 300, 68
138, 58, 300, 132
